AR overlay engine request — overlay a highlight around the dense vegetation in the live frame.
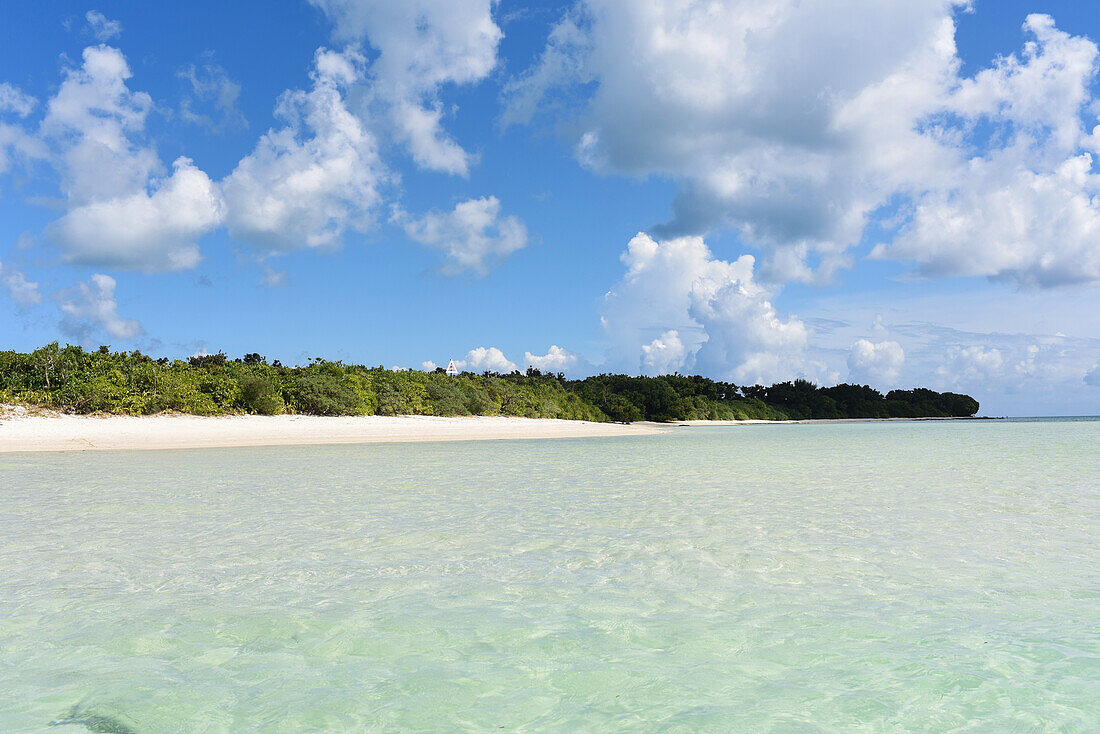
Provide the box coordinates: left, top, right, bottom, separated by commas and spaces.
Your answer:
0, 343, 979, 422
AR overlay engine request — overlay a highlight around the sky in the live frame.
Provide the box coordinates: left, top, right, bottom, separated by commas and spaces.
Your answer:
2, 0, 1100, 416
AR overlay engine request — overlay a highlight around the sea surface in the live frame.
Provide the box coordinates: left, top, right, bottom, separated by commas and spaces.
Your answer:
1, 419, 1098, 732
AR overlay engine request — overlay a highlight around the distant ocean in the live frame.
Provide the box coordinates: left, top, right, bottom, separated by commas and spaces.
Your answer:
3, 418, 1098, 731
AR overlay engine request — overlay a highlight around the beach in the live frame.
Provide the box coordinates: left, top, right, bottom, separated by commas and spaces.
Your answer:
0, 407, 666, 453
0, 405, 992, 453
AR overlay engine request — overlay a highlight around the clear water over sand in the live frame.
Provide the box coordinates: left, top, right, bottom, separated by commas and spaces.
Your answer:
2, 419, 1098, 732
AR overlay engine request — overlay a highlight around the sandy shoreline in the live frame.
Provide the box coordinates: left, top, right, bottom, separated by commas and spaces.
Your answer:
0, 405, 990, 454
0, 410, 668, 453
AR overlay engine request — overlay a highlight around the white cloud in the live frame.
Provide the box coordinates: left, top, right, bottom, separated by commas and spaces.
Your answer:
455, 346, 517, 373
952, 15, 1095, 151
1086, 365, 1100, 387
59, 273, 141, 343
510, 4, 1100, 287
524, 345, 586, 376
85, 11, 122, 41
0, 82, 36, 117
258, 264, 288, 288
309, 0, 502, 175
40, 46, 223, 271
421, 360, 439, 371
222, 48, 384, 254
49, 156, 223, 271
798, 289, 1100, 414
876, 16, 1100, 286
0, 125, 41, 175
178, 56, 247, 130
508, 0, 964, 280
848, 339, 905, 386
640, 330, 688, 376
601, 232, 807, 383
0, 261, 42, 306
500, 10, 591, 128
400, 196, 527, 275
0, 83, 44, 175
41, 45, 155, 202
936, 346, 1005, 388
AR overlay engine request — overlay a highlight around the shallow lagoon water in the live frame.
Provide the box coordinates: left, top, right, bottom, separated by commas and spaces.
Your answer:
2, 420, 1098, 732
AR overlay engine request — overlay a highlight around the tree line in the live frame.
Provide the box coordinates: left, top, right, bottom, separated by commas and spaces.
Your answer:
0, 343, 979, 422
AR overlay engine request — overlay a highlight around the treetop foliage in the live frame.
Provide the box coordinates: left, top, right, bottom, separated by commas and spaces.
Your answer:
0, 343, 979, 421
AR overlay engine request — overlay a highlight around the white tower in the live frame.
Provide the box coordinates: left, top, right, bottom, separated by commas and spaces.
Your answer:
446, 359, 459, 377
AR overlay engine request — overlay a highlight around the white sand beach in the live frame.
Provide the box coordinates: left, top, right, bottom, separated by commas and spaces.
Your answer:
0, 405, 988, 453
0, 407, 667, 453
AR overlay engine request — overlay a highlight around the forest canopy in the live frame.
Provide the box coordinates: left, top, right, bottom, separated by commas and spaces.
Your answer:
0, 343, 980, 422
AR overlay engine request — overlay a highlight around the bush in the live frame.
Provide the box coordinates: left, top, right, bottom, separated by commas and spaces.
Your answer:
240, 376, 286, 415
602, 393, 644, 423
372, 371, 426, 415
293, 372, 364, 415
198, 371, 241, 412
426, 379, 468, 416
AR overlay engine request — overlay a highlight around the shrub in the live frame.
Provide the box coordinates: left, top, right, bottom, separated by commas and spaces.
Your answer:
240, 376, 286, 415
602, 393, 644, 423
426, 379, 468, 416
197, 371, 241, 412
293, 372, 364, 415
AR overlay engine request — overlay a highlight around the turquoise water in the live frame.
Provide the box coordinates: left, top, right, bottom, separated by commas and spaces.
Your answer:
2, 420, 1098, 732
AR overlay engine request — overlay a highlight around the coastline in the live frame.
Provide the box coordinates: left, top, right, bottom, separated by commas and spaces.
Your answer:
0, 406, 992, 454
0, 410, 666, 453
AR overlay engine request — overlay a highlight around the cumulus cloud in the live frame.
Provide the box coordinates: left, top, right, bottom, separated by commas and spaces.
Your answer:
835, 317, 1100, 414
524, 345, 587, 376
455, 346, 517, 373
885, 155, 1100, 286
936, 346, 1005, 388
49, 156, 223, 271
640, 330, 688, 376
59, 273, 141, 343
601, 232, 807, 383
509, 4, 1100, 287
178, 55, 247, 131
222, 48, 384, 254
0, 261, 42, 306
399, 196, 527, 275
309, 0, 502, 175
0, 83, 44, 175
40, 45, 223, 271
848, 339, 905, 386
877, 16, 1100, 286
85, 10, 122, 41
40, 45, 155, 201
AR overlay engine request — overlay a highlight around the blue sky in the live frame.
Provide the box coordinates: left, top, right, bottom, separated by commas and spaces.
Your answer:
2, 0, 1100, 416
